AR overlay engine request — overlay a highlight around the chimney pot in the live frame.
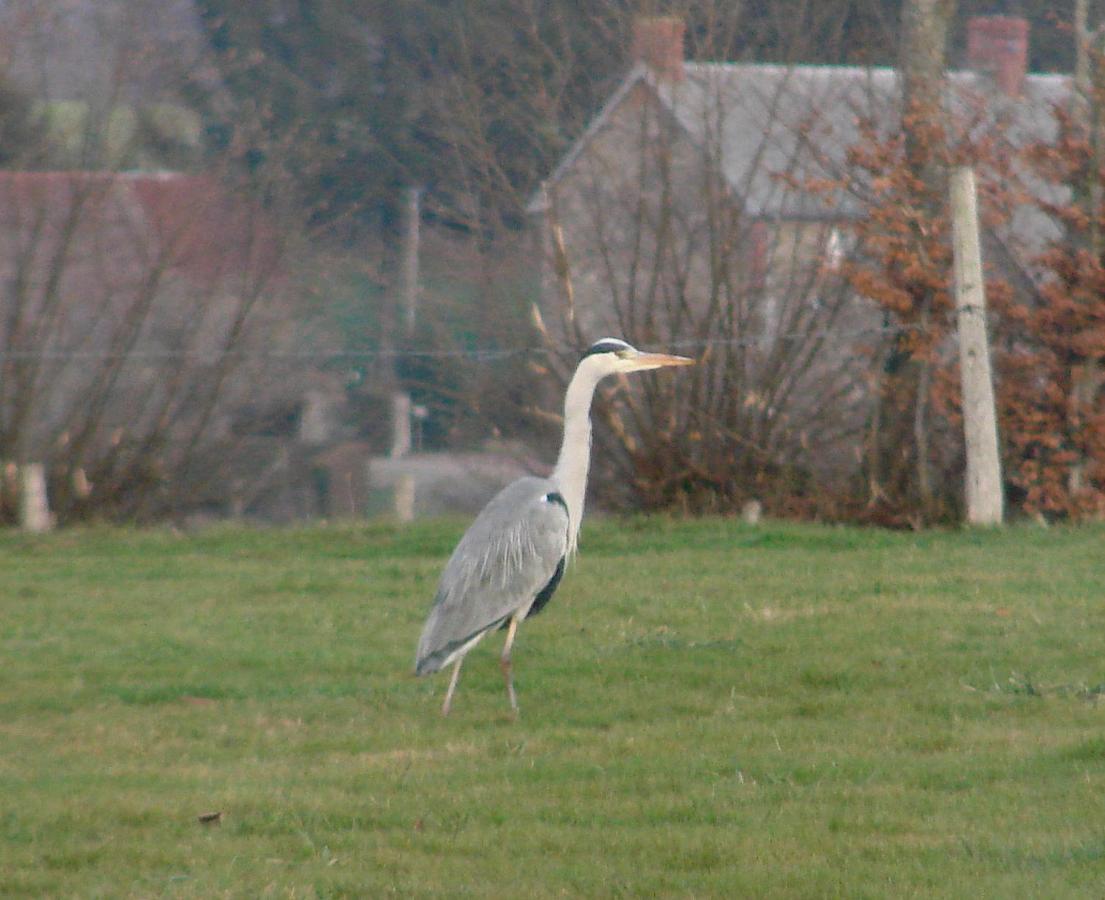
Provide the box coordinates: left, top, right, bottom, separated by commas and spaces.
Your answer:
631, 16, 685, 82
967, 15, 1029, 97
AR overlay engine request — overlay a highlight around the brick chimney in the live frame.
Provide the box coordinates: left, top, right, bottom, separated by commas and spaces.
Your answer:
631, 16, 685, 82
966, 15, 1029, 97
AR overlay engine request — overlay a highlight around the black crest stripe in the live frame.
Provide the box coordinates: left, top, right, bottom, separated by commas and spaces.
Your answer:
581, 339, 630, 360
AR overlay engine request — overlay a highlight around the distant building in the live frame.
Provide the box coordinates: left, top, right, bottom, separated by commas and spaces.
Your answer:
528, 15, 1069, 490
0, 169, 293, 503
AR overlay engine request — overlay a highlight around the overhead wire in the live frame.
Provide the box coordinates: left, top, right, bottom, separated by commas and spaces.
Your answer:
0, 321, 933, 362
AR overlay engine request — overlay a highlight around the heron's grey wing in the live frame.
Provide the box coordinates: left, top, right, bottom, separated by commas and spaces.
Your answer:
415, 477, 569, 675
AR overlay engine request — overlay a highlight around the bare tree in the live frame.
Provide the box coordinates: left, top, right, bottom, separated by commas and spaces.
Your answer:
0, 2, 318, 524
372, 2, 929, 516
531, 14, 877, 515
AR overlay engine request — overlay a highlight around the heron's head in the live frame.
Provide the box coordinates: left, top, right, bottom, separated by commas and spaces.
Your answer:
580, 337, 695, 377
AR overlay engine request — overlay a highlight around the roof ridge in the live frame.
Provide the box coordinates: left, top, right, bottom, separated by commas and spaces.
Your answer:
682, 59, 1069, 83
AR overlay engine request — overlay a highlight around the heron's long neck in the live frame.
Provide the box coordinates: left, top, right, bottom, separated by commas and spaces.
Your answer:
553, 365, 601, 555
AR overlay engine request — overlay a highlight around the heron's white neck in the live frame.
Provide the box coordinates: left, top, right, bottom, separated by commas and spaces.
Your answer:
552, 362, 604, 556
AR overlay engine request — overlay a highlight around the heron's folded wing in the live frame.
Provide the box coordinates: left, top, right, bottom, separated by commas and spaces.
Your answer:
415, 477, 568, 674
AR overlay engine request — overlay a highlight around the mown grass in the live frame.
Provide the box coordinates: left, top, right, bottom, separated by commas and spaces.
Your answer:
1, 518, 1103, 897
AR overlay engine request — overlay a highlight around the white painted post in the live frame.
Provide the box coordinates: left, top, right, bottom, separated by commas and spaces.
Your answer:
950, 166, 1003, 525
741, 499, 762, 525
20, 463, 53, 533
393, 472, 415, 523
390, 391, 412, 460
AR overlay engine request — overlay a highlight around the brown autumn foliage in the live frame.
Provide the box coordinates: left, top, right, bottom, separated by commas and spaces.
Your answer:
998, 101, 1105, 519
823, 110, 966, 525
830, 113, 954, 524
827, 86, 1105, 524
804, 89, 1057, 526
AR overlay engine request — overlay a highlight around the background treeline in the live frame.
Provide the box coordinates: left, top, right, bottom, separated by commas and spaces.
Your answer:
193, 1, 1076, 237
0, 1, 1100, 527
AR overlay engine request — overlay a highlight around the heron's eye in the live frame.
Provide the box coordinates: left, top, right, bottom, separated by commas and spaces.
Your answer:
615, 349, 633, 359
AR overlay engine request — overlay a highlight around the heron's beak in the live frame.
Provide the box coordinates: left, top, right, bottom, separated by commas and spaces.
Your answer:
628, 352, 696, 372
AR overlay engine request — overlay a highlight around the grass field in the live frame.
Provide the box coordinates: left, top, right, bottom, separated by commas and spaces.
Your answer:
1, 518, 1104, 898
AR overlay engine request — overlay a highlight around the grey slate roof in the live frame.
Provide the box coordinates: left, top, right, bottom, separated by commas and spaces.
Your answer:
529, 60, 1072, 221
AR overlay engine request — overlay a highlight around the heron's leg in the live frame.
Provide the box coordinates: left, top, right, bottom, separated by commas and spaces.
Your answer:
500, 617, 520, 714
441, 657, 464, 716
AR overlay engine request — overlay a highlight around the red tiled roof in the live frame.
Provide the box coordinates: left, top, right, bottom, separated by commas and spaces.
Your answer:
0, 170, 281, 286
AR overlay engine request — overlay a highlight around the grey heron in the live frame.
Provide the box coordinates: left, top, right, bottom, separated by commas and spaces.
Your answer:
414, 338, 694, 715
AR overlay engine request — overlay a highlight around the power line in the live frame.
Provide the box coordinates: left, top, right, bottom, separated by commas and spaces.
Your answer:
0, 347, 528, 361
0, 322, 934, 363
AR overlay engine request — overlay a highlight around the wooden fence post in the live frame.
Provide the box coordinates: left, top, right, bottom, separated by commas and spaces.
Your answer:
950, 166, 1003, 525
391, 392, 415, 523
20, 463, 54, 533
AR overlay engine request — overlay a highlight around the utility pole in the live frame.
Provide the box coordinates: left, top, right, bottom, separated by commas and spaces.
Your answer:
950, 166, 1003, 525
402, 186, 422, 338
390, 186, 421, 521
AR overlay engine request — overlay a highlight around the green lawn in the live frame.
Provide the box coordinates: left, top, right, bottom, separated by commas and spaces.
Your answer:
1, 519, 1103, 897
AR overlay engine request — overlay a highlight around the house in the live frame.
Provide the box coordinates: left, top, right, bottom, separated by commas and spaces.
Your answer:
0, 169, 311, 521
0, 167, 535, 523
0, 170, 281, 360
527, 15, 1069, 495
